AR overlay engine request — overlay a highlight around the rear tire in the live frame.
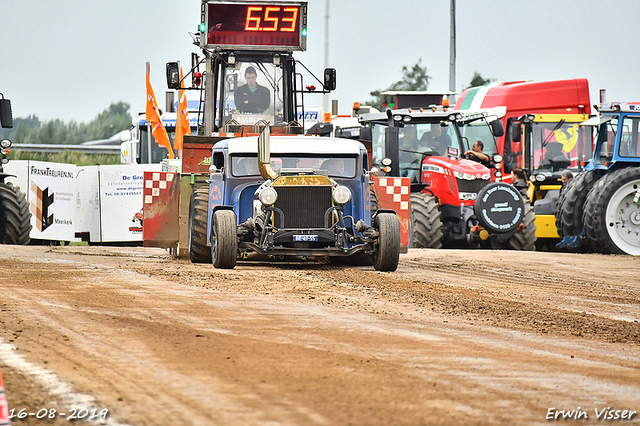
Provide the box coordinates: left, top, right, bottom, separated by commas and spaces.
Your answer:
211, 209, 237, 269
373, 213, 400, 272
0, 182, 31, 245
409, 193, 443, 248
583, 167, 640, 255
582, 173, 614, 253
188, 185, 211, 263
556, 170, 599, 236
507, 203, 537, 250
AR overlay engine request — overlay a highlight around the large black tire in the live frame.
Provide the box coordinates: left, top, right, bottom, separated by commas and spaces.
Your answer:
211, 209, 238, 269
583, 167, 640, 255
409, 193, 443, 249
506, 203, 537, 250
556, 170, 599, 237
581, 173, 614, 253
373, 212, 400, 272
369, 187, 378, 219
188, 185, 211, 263
0, 182, 32, 245
554, 176, 573, 238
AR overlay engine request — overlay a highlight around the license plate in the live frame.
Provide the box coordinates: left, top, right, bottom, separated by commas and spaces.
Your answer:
293, 235, 318, 242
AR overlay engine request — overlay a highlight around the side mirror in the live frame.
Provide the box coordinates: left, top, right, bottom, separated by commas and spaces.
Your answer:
490, 119, 504, 137
0, 97, 13, 129
510, 122, 522, 142
120, 129, 132, 142
166, 62, 180, 90
324, 68, 336, 91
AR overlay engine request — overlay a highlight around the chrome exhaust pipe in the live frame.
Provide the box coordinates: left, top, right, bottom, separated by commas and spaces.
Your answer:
258, 125, 277, 180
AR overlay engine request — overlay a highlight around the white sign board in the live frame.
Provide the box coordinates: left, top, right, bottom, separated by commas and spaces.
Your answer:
26, 161, 77, 241
3, 160, 29, 197
75, 166, 100, 242
99, 164, 162, 242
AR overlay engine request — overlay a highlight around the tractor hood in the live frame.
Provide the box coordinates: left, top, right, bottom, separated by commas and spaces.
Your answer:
423, 156, 492, 180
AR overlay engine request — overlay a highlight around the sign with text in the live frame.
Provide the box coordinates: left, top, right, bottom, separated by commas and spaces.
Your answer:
99, 164, 162, 242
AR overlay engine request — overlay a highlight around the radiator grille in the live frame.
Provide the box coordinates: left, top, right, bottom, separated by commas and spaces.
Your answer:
456, 178, 489, 194
274, 186, 333, 228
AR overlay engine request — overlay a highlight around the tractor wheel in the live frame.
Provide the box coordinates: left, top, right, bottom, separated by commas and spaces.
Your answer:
582, 173, 614, 253
409, 193, 443, 249
188, 185, 211, 263
369, 188, 378, 219
211, 209, 238, 269
582, 167, 640, 255
0, 182, 32, 245
373, 212, 400, 272
554, 177, 573, 238
506, 203, 537, 251
556, 170, 599, 237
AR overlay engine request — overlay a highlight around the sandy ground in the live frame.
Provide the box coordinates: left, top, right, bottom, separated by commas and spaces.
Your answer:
0, 245, 639, 425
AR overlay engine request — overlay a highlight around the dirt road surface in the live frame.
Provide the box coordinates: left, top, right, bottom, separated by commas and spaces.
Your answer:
0, 245, 639, 425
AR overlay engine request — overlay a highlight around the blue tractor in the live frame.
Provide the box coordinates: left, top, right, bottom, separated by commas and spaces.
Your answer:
556, 102, 640, 254
187, 127, 401, 270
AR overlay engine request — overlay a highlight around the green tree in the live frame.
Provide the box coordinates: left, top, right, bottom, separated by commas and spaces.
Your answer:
8, 101, 131, 145
467, 71, 495, 90
367, 58, 431, 111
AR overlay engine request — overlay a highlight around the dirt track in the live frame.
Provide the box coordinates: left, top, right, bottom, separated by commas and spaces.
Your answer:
0, 245, 639, 425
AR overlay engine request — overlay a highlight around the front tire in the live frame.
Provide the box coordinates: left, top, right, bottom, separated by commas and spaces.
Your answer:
373, 213, 400, 272
583, 167, 640, 255
409, 193, 443, 249
211, 209, 238, 269
0, 182, 32, 245
188, 185, 211, 263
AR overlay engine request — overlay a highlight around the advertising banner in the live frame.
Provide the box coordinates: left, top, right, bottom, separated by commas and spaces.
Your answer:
74, 166, 100, 243
99, 164, 161, 242
27, 161, 76, 241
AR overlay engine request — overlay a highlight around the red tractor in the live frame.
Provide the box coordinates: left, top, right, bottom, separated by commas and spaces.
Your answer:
358, 106, 537, 250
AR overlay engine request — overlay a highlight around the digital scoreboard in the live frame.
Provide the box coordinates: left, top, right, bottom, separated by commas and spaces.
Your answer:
201, 1, 307, 51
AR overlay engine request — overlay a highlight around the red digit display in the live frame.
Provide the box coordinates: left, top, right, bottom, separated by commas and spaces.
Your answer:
204, 1, 306, 51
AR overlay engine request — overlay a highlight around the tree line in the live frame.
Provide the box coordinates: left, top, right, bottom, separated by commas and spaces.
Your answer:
367, 60, 493, 111
0, 101, 132, 145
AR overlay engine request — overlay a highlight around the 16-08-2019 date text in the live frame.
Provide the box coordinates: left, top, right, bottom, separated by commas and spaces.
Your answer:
9, 407, 108, 420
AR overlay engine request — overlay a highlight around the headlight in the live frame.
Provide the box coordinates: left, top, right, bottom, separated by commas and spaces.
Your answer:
332, 185, 351, 204
481, 173, 491, 180
454, 171, 476, 180
258, 187, 278, 205
0, 139, 11, 148
535, 174, 546, 182
493, 154, 503, 163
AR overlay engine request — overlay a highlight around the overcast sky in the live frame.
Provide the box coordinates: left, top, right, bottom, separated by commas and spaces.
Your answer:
2, 0, 640, 125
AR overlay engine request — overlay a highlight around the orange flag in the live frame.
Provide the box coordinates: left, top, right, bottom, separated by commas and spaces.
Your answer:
174, 67, 191, 154
146, 62, 174, 159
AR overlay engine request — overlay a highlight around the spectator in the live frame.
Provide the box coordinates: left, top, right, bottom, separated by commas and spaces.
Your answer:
559, 169, 574, 196
511, 167, 530, 198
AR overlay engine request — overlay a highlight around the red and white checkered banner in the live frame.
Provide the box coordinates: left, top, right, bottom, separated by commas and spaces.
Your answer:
144, 172, 176, 205
372, 176, 411, 251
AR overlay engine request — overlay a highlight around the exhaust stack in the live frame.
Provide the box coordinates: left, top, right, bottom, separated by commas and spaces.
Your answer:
258, 126, 278, 180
